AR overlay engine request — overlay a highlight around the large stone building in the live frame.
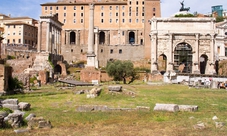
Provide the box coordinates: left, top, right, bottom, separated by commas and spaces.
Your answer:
40, 0, 161, 67
0, 14, 38, 47
216, 20, 227, 60
150, 17, 217, 75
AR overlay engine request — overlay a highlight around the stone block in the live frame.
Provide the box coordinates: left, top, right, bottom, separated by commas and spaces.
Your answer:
2, 104, 19, 111
1, 99, 18, 105
178, 105, 198, 112
25, 113, 36, 121
153, 103, 179, 112
108, 86, 122, 92
18, 102, 31, 111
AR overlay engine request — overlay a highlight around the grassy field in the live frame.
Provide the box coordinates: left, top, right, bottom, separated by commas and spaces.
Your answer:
1, 82, 227, 136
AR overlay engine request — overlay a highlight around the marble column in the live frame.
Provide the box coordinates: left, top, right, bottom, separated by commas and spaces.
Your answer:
193, 34, 200, 74
37, 21, 42, 52
46, 22, 50, 52
86, 3, 96, 67
94, 32, 99, 68
209, 34, 216, 75
150, 33, 158, 73
167, 33, 174, 72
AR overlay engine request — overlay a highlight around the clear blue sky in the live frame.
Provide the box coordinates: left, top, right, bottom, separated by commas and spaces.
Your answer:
0, 0, 226, 20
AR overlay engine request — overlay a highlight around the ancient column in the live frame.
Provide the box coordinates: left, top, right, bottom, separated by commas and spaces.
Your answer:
46, 22, 50, 52
86, 3, 96, 67
209, 34, 216, 75
37, 21, 42, 52
94, 32, 99, 68
193, 34, 200, 74
167, 33, 174, 72
150, 33, 158, 73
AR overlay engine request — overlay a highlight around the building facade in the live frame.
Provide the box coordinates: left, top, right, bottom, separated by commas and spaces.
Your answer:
0, 14, 38, 47
150, 17, 217, 75
40, 0, 161, 67
216, 20, 227, 60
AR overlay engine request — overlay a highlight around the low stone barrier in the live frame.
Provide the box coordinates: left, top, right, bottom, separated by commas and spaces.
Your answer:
153, 103, 179, 112
108, 86, 122, 92
179, 105, 198, 112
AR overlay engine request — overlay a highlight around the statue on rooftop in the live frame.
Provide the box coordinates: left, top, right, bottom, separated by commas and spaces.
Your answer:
179, 0, 190, 12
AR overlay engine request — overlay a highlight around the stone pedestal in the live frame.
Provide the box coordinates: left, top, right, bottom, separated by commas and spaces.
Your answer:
80, 67, 101, 82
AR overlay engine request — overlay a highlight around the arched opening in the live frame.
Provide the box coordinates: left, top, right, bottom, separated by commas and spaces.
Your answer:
70, 31, 76, 44
129, 31, 135, 44
174, 42, 193, 73
158, 54, 167, 75
54, 65, 62, 74
99, 31, 105, 44
199, 54, 208, 74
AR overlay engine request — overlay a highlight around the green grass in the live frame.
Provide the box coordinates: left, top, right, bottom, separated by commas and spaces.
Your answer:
1, 83, 227, 135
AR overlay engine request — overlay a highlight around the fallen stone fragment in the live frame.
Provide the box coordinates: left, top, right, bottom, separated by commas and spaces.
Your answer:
193, 123, 206, 130
212, 116, 218, 121
153, 103, 179, 112
2, 104, 19, 111
1, 99, 18, 105
7, 113, 23, 128
38, 120, 52, 129
215, 122, 225, 128
25, 113, 36, 121
178, 105, 198, 112
108, 86, 122, 92
18, 102, 31, 111
14, 129, 30, 134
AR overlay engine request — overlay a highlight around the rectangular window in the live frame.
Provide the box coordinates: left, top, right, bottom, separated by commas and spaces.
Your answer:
119, 49, 122, 54
14, 25, 16, 28
81, 19, 83, 23
122, 12, 125, 16
101, 49, 103, 53
142, 19, 144, 23
81, 6, 83, 10
56, 6, 58, 10
45, 7, 47, 10
136, 1, 138, 5
110, 6, 112, 10
101, 6, 104, 10
64, 19, 66, 23
110, 19, 112, 23
116, 13, 118, 16
136, 13, 138, 16
101, 13, 104, 16
129, 13, 131, 16
116, 19, 118, 23
74, 13, 76, 17
122, 19, 125, 23
122, 6, 125, 10
142, 13, 144, 16
74, 6, 76, 10
136, 7, 138, 12
101, 19, 104, 23
218, 46, 220, 54
122, 31, 124, 36
129, 19, 132, 23
110, 12, 112, 16
74, 19, 76, 23
136, 19, 139, 23
81, 13, 83, 17
116, 6, 118, 10
142, 1, 144, 5
153, 8, 156, 11
64, 6, 66, 10
50, 6, 52, 10
129, 1, 131, 5
18, 39, 21, 43
64, 13, 66, 17
110, 49, 113, 54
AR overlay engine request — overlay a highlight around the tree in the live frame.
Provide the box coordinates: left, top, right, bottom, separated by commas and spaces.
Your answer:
106, 60, 137, 84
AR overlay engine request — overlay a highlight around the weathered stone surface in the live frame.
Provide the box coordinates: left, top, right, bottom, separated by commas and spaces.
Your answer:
215, 122, 225, 128
2, 104, 19, 111
14, 129, 30, 134
1, 99, 18, 105
212, 116, 218, 121
108, 86, 122, 92
76, 105, 109, 112
27, 116, 52, 129
153, 103, 179, 112
193, 123, 206, 130
86, 88, 102, 98
38, 120, 52, 129
136, 106, 150, 111
25, 113, 36, 121
178, 105, 198, 112
0, 111, 8, 117
7, 113, 23, 128
13, 110, 25, 117
18, 102, 31, 111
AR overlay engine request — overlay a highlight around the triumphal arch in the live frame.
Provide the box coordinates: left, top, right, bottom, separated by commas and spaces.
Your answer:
149, 17, 217, 75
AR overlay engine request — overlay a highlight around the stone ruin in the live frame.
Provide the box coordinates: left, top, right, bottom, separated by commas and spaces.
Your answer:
0, 99, 52, 133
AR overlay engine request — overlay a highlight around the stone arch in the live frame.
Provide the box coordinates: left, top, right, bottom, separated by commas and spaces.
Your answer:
99, 31, 105, 44
54, 61, 67, 77
158, 54, 167, 74
199, 54, 208, 74
129, 31, 135, 44
70, 31, 76, 44
174, 42, 193, 73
